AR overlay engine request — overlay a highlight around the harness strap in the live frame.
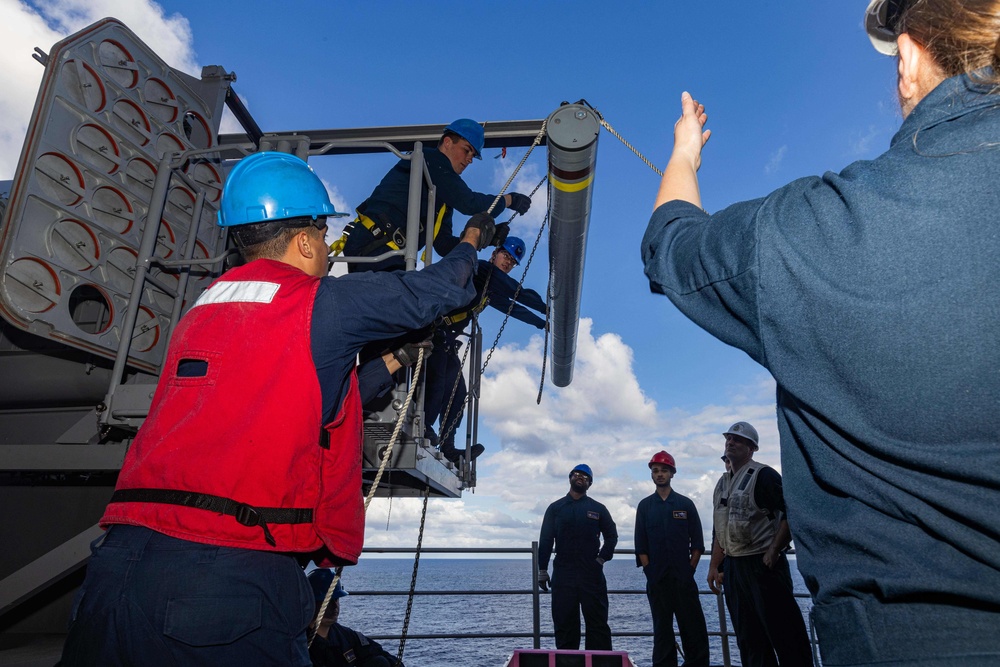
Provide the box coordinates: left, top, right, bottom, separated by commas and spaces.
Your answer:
419, 204, 448, 263
441, 291, 489, 326
110, 488, 313, 547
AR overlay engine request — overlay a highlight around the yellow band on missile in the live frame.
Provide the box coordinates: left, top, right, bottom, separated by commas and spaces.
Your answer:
549, 173, 594, 193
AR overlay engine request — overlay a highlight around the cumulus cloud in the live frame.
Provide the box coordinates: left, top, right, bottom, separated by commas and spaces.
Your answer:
0, 0, 240, 178
490, 156, 550, 240
363, 318, 778, 553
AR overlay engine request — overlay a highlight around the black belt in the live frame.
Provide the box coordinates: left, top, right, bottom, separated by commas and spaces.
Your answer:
110, 488, 313, 547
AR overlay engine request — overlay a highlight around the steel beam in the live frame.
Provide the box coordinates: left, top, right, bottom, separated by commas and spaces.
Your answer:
0, 524, 102, 616
217, 119, 546, 159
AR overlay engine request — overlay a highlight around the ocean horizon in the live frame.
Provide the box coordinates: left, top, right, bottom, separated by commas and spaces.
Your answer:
332, 557, 814, 667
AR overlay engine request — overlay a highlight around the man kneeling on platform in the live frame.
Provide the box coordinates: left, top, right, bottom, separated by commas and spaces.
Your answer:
308, 569, 404, 667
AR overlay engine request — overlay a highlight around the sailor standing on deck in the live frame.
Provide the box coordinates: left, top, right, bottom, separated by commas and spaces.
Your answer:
538, 464, 619, 651
635, 451, 710, 667
707, 423, 811, 666
60, 152, 497, 666
642, 1, 1000, 663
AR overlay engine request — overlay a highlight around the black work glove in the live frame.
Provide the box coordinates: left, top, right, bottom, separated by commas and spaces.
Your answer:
493, 222, 510, 248
508, 192, 531, 215
392, 336, 433, 367
463, 212, 496, 251
537, 570, 550, 592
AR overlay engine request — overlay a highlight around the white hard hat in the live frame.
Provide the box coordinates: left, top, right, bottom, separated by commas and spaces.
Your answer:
723, 422, 760, 450
865, 0, 908, 56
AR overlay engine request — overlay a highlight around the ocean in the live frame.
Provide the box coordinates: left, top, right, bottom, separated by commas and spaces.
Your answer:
333, 557, 814, 667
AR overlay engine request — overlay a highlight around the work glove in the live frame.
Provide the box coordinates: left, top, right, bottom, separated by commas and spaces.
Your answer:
537, 570, 550, 592
392, 335, 433, 367
492, 222, 510, 248
463, 212, 496, 251
596, 557, 606, 566
508, 192, 531, 215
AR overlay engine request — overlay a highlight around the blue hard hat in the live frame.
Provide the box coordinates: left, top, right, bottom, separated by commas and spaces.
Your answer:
444, 118, 484, 160
217, 151, 348, 227
570, 463, 593, 481
307, 568, 348, 604
501, 236, 526, 265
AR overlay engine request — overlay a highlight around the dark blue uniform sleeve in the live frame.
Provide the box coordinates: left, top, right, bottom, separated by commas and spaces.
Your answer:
356, 357, 394, 405
487, 269, 546, 329
427, 149, 506, 257
312, 244, 477, 422
641, 198, 767, 366
598, 504, 618, 562
688, 500, 705, 555
427, 149, 507, 217
538, 503, 556, 570
634, 498, 648, 567
754, 467, 786, 516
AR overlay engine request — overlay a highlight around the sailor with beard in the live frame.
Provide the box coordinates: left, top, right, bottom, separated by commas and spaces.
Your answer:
537, 464, 618, 650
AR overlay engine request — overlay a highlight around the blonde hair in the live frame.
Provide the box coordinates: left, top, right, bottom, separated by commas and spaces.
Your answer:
899, 0, 1000, 87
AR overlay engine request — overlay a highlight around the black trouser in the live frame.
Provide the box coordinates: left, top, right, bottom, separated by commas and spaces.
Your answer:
723, 553, 813, 667
551, 574, 612, 650
343, 223, 407, 274
423, 330, 467, 453
646, 569, 710, 667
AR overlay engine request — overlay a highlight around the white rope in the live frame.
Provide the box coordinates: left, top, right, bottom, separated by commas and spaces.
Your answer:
309, 348, 427, 646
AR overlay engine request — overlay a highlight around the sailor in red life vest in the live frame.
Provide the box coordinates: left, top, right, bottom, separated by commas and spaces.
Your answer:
61, 152, 499, 666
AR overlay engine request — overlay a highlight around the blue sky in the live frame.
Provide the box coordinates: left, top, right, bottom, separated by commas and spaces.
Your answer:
1, 1, 904, 554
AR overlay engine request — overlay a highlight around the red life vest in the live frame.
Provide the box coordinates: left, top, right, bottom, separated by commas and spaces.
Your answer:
102, 259, 365, 564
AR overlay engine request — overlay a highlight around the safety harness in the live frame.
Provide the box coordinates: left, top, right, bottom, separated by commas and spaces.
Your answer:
330, 201, 448, 258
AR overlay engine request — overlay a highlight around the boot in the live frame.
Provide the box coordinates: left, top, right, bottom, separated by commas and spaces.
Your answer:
441, 442, 485, 463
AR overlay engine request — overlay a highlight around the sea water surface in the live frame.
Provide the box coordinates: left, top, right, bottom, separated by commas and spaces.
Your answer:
333, 557, 813, 667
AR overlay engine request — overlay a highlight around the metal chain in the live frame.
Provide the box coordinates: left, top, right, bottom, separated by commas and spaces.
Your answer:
437, 173, 549, 447
480, 198, 549, 376
437, 170, 548, 448
580, 101, 663, 176
397, 485, 431, 662
536, 182, 554, 405
486, 120, 548, 216
436, 334, 473, 450
599, 117, 663, 175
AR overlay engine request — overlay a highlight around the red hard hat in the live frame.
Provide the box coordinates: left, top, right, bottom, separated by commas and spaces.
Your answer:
648, 451, 676, 471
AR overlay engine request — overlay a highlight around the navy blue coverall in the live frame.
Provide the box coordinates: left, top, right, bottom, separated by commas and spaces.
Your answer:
539, 494, 618, 650
635, 490, 709, 667
343, 147, 508, 273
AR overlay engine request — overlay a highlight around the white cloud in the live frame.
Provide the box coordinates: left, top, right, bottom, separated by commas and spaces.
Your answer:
491, 156, 550, 239
765, 145, 788, 175
363, 319, 778, 554
0, 0, 226, 179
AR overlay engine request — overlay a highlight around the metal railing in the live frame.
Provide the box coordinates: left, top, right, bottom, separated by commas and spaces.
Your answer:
344, 542, 820, 667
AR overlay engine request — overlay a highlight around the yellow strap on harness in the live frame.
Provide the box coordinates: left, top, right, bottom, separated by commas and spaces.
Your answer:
420, 205, 448, 263
329, 234, 347, 256
331, 206, 447, 260
359, 214, 401, 251
442, 291, 488, 326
